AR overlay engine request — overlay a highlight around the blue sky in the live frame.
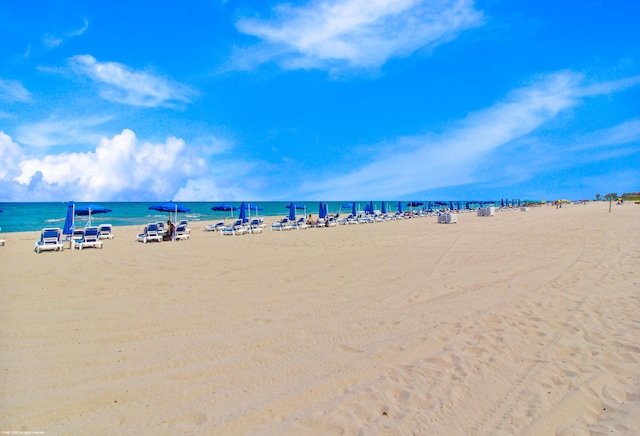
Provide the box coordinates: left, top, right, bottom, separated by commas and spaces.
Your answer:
1, 0, 639, 202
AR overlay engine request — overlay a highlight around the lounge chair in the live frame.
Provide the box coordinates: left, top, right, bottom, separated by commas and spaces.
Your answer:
204, 221, 226, 231
34, 228, 64, 253
174, 223, 190, 240
220, 225, 236, 236
156, 221, 166, 238
232, 220, 249, 235
248, 219, 264, 234
137, 223, 162, 243
98, 224, 114, 239
295, 218, 309, 229
73, 226, 104, 250
178, 220, 191, 233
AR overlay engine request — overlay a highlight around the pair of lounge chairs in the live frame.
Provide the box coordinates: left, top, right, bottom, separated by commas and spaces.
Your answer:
72, 226, 103, 250
137, 222, 190, 243
137, 223, 162, 243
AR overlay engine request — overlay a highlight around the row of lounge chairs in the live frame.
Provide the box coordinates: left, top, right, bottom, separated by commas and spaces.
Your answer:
204, 218, 265, 236
34, 224, 115, 253
136, 220, 190, 243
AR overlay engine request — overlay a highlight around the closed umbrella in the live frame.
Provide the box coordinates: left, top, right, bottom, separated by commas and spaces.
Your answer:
287, 203, 297, 221
319, 202, 326, 219
237, 202, 248, 223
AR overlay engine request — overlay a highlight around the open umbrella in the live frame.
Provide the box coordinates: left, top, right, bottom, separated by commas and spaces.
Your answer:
212, 204, 238, 219
246, 203, 263, 222
149, 201, 190, 223
75, 204, 112, 227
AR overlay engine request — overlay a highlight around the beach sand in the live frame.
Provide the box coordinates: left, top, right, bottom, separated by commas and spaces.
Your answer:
1, 202, 639, 434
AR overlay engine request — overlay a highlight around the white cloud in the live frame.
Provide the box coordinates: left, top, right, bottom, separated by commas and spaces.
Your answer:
576, 118, 640, 149
0, 132, 24, 180
69, 55, 195, 107
0, 129, 260, 202
298, 71, 638, 199
43, 18, 89, 49
16, 116, 112, 147
235, 0, 483, 70
11, 130, 192, 200
0, 79, 33, 103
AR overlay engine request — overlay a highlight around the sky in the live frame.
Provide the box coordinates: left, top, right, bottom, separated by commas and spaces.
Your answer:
1, 0, 639, 202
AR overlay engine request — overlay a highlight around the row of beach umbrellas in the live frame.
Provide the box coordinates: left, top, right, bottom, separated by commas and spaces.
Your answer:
59, 199, 524, 235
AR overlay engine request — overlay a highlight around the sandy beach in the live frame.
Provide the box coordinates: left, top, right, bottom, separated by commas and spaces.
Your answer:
1, 202, 638, 434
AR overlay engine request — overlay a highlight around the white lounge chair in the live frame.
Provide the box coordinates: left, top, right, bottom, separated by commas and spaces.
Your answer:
34, 228, 64, 253
73, 226, 104, 250
178, 220, 191, 234
204, 221, 226, 231
174, 223, 190, 240
137, 223, 162, 243
98, 224, 114, 239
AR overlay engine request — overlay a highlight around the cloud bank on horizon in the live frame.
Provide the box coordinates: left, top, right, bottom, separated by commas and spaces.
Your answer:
1, 0, 639, 202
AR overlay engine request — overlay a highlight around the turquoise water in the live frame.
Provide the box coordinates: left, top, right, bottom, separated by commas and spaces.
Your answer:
0, 201, 503, 233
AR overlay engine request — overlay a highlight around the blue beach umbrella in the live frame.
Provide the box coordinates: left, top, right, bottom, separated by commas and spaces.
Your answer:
397, 201, 403, 213
319, 202, 326, 219
247, 203, 263, 212
323, 203, 328, 218
63, 201, 75, 236
75, 204, 112, 227
351, 202, 357, 216
212, 204, 238, 219
381, 201, 387, 214
149, 201, 190, 223
238, 202, 248, 223
287, 202, 297, 221
212, 204, 238, 212
247, 203, 263, 221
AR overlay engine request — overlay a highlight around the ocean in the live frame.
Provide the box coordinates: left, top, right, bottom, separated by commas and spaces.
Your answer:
0, 200, 504, 233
